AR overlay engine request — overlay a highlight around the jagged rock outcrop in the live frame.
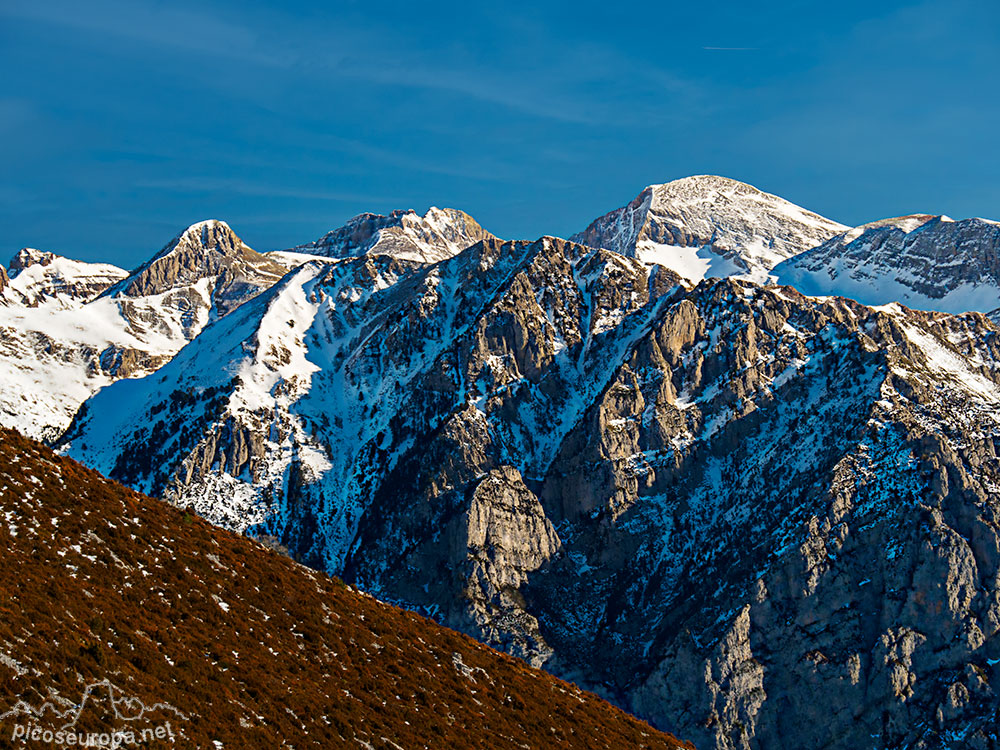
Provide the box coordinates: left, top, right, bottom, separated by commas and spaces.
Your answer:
571, 176, 847, 284
62, 229, 1000, 748
287, 207, 496, 264
355, 463, 562, 666
8, 247, 53, 274
772, 215, 1000, 313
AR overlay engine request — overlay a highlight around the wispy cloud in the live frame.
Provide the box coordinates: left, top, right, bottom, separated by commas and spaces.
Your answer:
1, 0, 705, 127
0, 0, 281, 65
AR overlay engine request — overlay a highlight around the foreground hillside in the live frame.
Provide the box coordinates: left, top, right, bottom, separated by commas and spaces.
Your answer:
0, 427, 690, 749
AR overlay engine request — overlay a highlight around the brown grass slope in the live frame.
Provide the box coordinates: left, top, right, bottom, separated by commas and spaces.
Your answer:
0, 427, 691, 749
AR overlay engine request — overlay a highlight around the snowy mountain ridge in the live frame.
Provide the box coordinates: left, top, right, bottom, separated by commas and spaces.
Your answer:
0, 220, 287, 442
2, 247, 126, 309
772, 214, 1000, 314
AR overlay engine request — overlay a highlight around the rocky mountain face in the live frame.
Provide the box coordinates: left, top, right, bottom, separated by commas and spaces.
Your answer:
61, 232, 1000, 749
571, 175, 847, 284
285, 206, 496, 264
0, 221, 286, 442
772, 215, 1000, 314
0, 426, 690, 749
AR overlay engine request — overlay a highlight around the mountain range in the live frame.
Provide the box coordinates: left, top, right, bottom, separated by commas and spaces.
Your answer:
5, 174, 1000, 748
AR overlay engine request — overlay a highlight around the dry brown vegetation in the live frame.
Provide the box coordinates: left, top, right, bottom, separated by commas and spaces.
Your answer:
0, 427, 692, 749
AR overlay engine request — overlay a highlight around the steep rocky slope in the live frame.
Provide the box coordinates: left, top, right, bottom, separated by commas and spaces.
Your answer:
62, 234, 1000, 748
285, 206, 496, 264
772, 214, 1000, 314
0, 426, 689, 749
571, 176, 847, 284
0, 221, 286, 442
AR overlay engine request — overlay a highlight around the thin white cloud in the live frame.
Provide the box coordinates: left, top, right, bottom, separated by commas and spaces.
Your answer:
1, 0, 279, 65
1, 0, 705, 126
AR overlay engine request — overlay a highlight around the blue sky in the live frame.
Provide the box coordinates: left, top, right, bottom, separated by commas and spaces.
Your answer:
2, 0, 998, 268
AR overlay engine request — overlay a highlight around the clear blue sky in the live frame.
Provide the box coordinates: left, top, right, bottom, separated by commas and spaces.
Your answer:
2, 0, 998, 268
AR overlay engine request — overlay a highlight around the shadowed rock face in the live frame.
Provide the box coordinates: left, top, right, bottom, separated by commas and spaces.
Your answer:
65, 234, 1000, 749
290, 207, 496, 264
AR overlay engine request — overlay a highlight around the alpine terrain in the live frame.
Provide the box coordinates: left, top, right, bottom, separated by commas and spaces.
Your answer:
58, 219, 1000, 746
6, 175, 1000, 749
0, 221, 287, 442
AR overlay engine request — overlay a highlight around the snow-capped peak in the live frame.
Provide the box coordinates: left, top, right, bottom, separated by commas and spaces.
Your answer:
177, 218, 236, 244
571, 175, 847, 285
105, 218, 286, 305
140, 219, 247, 268
0, 221, 288, 442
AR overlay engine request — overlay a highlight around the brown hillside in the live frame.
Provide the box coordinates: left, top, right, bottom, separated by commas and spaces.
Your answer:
0, 427, 691, 749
